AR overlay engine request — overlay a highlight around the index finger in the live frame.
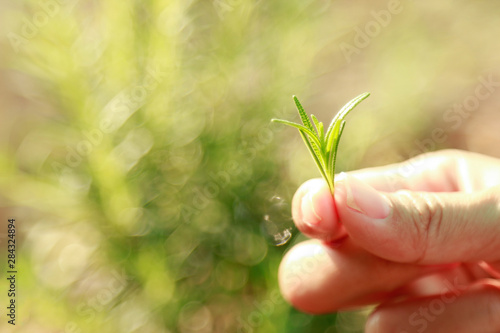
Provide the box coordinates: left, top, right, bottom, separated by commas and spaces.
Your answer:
346, 149, 500, 192
345, 150, 458, 192
292, 149, 500, 241
290, 148, 453, 240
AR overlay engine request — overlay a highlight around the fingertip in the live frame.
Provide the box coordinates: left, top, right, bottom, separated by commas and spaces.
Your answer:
278, 240, 332, 314
293, 179, 344, 240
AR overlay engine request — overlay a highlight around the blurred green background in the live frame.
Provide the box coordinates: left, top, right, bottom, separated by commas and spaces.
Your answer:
1, 0, 500, 332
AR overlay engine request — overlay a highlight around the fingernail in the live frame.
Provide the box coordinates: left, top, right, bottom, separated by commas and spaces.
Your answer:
301, 184, 334, 228
365, 312, 381, 333
341, 173, 391, 219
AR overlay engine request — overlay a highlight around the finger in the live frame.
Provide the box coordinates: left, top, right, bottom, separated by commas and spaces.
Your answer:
334, 174, 500, 264
343, 150, 460, 192
291, 178, 346, 241
293, 149, 500, 242
278, 238, 434, 314
366, 280, 500, 333
340, 149, 500, 192
293, 150, 480, 241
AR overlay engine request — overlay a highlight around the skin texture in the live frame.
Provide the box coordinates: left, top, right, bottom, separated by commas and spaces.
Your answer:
279, 149, 500, 332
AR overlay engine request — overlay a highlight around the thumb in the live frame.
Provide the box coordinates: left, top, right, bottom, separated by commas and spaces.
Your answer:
334, 173, 500, 265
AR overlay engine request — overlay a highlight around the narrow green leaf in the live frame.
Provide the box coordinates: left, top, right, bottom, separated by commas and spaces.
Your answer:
271, 119, 322, 147
311, 114, 324, 141
325, 92, 370, 141
325, 118, 341, 154
327, 121, 346, 186
326, 121, 341, 176
309, 137, 326, 170
298, 130, 329, 190
293, 96, 315, 133
271, 118, 301, 127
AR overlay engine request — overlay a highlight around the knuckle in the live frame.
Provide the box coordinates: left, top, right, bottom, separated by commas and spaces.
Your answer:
419, 192, 446, 234
393, 191, 445, 263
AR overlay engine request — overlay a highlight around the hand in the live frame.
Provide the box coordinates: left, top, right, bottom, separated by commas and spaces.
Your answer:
279, 149, 500, 333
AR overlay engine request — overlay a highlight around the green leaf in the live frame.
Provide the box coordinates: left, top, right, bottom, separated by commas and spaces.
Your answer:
298, 131, 328, 186
325, 117, 342, 154
311, 114, 324, 142
271, 119, 322, 147
272, 93, 370, 194
327, 120, 346, 181
309, 136, 326, 171
325, 92, 370, 143
293, 96, 315, 133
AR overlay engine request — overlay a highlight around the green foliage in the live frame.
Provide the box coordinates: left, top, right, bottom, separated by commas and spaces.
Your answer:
272, 93, 370, 193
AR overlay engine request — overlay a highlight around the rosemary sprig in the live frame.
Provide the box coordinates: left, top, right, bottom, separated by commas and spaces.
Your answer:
272, 92, 370, 193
